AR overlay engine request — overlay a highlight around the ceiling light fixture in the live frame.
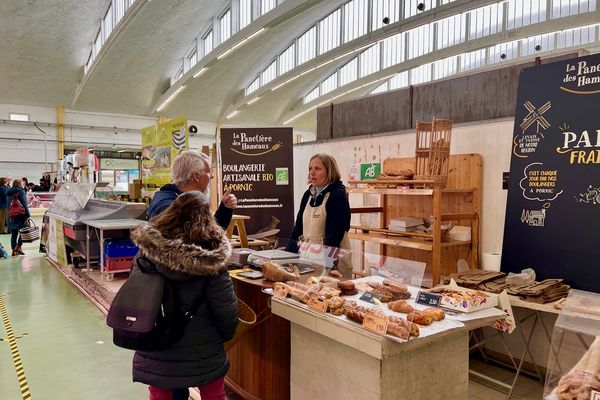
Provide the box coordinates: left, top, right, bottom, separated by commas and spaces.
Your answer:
271, 44, 374, 93
217, 28, 266, 60
247, 97, 260, 105
193, 67, 208, 78
156, 85, 186, 112
225, 110, 239, 119
283, 74, 395, 125
117, 149, 126, 153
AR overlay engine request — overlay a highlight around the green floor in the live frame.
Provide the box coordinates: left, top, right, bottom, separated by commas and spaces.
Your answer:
0, 236, 147, 400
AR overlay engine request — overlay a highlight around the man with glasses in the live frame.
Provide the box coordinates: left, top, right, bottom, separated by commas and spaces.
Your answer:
147, 150, 237, 229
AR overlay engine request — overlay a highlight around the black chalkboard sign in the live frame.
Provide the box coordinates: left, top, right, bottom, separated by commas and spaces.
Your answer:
501, 54, 600, 293
416, 291, 441, 308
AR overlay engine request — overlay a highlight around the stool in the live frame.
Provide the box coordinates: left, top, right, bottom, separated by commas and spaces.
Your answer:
226, 215, 250, 248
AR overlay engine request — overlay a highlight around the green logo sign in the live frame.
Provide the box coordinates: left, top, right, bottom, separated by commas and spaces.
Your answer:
276, 168, 289, 185
360, 163, 381, 180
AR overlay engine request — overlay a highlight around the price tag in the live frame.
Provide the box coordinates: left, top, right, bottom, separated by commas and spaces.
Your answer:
359, 291, 382, 305
308, 295, 329, 313
273, 285, 289, 299
591, 390, 600, 400
307, 295, 329, 313
362, 313, 389, 335
416, 291, 442, 308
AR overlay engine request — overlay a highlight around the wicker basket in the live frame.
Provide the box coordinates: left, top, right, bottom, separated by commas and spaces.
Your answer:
224, 299, 257, 352
415, 118, 452, 187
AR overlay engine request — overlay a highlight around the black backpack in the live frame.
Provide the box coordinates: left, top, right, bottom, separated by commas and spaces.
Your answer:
106, 256, 203, 352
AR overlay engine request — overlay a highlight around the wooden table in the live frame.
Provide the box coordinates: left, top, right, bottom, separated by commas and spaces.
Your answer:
225, 267, 324, 400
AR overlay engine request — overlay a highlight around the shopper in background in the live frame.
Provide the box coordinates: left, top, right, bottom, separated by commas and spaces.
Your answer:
286, 153, 352, 277
147, 150, 237, 229
131, 191, 238, 400
0, 178, 8, 234
21, 177, 29, 188
7, 178, 30, 256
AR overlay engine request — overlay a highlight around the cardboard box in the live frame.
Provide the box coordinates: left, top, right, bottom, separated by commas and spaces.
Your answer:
389, 217, 423, 227
129, 181, 142, 199
431, 285, 498, 313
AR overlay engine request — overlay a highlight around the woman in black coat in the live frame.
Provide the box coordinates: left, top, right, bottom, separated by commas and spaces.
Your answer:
131, 191, 238, 400
7, 178, 30, 256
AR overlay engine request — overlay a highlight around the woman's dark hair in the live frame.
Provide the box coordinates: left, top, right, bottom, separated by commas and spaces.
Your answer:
150, 191, 224, 249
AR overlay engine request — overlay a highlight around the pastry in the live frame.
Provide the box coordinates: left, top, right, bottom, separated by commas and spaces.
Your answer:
318, 276, 340, 289
331, 307, 346, 316
386, 323, 409, 339
387, 300, 415, 314
345, 308, 366, 323
388, 316, 420, 337
407, 312, 434, 326
305, 276, 322, 291
328, 296, 345, 311
319, 287, 342, 299
338, 280, 358, 296
338, 281, 355, 291
424, 308, 445, 321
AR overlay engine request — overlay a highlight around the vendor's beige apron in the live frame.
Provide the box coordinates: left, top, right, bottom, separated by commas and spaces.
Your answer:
299, 192, 353, 278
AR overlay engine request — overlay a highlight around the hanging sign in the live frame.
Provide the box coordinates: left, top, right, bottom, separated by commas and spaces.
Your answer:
141, 117, 188, 188
220, 127, 294, 240
501, 54, 600, 292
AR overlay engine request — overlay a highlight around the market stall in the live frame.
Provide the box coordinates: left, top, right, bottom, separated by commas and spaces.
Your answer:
43, 182, 145, 268
225, 247, 505, 400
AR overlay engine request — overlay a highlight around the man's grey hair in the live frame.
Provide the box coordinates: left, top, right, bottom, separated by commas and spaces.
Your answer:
171, 150, 210, 186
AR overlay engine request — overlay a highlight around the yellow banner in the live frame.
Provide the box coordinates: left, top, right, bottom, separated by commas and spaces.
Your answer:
141, 125, 157, 187
142, 117, 188, 187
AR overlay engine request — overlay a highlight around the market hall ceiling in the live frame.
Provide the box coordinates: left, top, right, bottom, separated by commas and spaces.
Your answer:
2, 0, 600, 131
0, 0, 345, 129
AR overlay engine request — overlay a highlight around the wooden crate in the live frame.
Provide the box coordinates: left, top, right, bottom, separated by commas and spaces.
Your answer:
414, 118, 452, 187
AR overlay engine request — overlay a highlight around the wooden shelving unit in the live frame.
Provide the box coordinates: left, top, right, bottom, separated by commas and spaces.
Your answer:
348, 154, 482, 285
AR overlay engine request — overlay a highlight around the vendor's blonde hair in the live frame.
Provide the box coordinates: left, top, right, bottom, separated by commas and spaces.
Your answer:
307, 154, 342, 185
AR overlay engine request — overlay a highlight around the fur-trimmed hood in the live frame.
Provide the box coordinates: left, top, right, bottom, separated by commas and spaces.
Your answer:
132, 223, 231, 277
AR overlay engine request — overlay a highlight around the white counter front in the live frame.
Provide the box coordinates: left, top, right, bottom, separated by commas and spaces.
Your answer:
272, 297, 501, 400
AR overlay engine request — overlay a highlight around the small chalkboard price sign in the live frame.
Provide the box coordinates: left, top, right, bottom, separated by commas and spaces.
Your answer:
416, 291, 441, 308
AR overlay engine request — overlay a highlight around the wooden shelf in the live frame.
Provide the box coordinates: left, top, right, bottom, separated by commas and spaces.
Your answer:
348, 179, 435, 185
346, 187, 474, 195
347, 154, 482, 285
349, 231, 471, 251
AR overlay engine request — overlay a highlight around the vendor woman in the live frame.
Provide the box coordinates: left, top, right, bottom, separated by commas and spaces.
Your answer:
287, 153, 352, 277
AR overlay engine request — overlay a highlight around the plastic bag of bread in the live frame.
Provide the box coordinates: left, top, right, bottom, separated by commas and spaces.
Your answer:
553, 337, 600, 400
262, 261, 299, 282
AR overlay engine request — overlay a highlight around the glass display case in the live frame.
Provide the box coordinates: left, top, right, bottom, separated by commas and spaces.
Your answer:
544, 289, 600, 400
44, 182, 146, 266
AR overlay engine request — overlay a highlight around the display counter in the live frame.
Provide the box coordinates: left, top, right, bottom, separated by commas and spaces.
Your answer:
226, 262, 504, 400
225, 268, 319, 400
268, 275, 503, 400
43, 183, 145, 268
